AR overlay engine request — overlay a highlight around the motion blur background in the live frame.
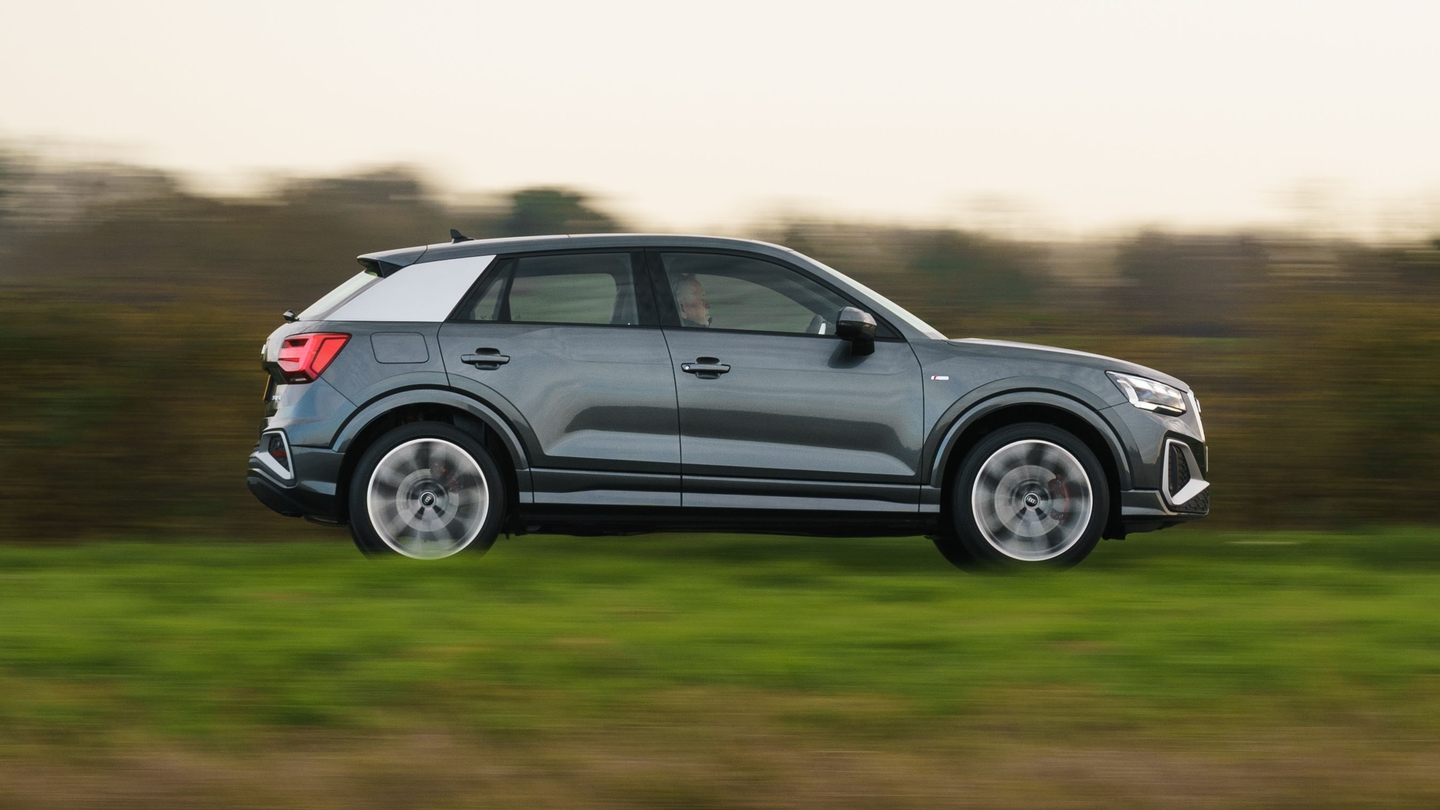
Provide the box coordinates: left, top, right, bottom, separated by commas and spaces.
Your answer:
2, 1, 1440, 807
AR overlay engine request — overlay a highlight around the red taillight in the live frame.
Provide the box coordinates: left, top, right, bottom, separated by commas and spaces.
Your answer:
276, 333, 350, 383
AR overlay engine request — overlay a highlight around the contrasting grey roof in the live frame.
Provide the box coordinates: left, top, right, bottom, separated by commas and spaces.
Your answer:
358, 233, 798, 271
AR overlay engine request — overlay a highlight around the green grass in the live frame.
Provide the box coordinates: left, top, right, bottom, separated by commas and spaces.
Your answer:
2, 528, 1440, 807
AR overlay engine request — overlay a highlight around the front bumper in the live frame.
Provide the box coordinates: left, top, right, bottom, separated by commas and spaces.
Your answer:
247, 437, 345, 523
1118, 489, 1208, 534
1117, 437, 1210, 534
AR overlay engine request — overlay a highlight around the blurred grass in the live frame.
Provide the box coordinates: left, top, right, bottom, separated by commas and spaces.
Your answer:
3, 528, 1439, 739
4, 528, 1440, 806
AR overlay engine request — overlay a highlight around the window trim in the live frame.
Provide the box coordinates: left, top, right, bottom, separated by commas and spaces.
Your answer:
644, 248, 905, 340
446, 248, 660, 328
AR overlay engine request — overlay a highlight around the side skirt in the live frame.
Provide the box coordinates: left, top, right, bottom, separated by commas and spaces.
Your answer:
510, 506, 940, 538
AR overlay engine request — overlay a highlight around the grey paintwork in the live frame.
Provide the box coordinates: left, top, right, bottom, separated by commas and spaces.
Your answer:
371, 332, 430, 364
909, 338, 1205, 491
248, 233, 1208, 536
664, 329, 923, 488
440, 321, 683, 505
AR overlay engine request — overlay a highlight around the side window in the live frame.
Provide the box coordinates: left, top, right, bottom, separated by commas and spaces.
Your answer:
454, 252, 644, 326
658, 252, 856, 335
465, 267, 506, 321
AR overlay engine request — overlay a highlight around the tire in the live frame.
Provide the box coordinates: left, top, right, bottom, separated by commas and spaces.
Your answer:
934, 422, 1109, 572
347, 422, 507, 559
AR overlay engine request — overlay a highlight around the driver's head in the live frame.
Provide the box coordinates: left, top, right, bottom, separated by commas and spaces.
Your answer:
675, 275, 710, 327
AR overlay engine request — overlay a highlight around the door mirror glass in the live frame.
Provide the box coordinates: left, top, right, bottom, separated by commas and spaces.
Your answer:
836, 307, 876, 355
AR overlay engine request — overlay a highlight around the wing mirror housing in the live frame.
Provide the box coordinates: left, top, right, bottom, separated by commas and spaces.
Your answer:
835, 307, 876, 356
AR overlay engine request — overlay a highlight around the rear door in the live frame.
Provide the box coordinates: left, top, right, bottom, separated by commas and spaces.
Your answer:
439, 250, 681, 506
650, 250, 925, 511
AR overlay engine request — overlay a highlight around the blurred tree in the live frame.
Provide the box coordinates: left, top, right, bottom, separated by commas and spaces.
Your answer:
502, 187, 618, 237
281, 168, 430, 209
904, 229, 1041, 313
1114, 232, 1268, 336
0, 149, 16, 256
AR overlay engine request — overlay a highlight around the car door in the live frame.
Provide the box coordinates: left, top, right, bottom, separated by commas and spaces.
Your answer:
650, 250, 924, 511
439, 249, 681, 506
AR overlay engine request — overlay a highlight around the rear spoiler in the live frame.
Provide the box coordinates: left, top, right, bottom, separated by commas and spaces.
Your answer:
356, 245, 428, 277
357, 257, 405, 278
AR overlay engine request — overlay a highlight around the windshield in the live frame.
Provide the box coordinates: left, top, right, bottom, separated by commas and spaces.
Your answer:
297, 269, 380, 321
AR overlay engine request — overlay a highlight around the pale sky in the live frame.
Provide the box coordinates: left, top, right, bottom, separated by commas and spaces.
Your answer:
2, 0, 1437, 235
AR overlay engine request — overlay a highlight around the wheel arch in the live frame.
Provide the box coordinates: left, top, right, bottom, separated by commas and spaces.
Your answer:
330, 387, 531, 525
929, 390, 1131, 540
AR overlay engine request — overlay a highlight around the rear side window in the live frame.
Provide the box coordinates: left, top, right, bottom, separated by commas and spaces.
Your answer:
297, 269, 379, 320
510, 255, 628, 325
454, 252, 649, 326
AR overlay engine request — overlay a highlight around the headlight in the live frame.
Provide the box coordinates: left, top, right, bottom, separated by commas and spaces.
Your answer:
1107, 371, 1187, 415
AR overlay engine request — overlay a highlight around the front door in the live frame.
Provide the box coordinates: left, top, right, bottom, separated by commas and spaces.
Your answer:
440, 250, 681, 506
651, 250, 925, 511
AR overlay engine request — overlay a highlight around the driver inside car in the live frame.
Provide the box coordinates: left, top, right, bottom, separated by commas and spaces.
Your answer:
675, 275, 711, 328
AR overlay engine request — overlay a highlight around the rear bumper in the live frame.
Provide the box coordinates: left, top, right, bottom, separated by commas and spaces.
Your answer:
247, 439, 345, 523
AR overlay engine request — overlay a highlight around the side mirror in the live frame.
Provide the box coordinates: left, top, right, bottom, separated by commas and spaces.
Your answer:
835, 307, 876, 356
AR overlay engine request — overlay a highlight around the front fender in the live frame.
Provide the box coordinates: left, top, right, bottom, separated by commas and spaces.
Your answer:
926, 383, 1134, 491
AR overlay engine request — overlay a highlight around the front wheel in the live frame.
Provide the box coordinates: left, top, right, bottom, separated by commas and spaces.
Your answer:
348, 423, 507, 559
934, 422, 1109, 572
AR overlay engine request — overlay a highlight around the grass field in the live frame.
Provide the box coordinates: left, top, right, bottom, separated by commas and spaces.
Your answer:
2, 527, 1439, 808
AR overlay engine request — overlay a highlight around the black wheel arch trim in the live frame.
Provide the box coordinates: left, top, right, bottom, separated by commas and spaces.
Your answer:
926, 381, 1134, 492
330, 386, 531, 472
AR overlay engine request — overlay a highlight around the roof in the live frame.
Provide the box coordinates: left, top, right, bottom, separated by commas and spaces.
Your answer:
357, 233, 798, 270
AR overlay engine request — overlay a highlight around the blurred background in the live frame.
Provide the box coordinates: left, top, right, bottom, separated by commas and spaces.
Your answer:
2, 1, 1440, 807
2, 0, 1439, 540
1, 157, 1438, 538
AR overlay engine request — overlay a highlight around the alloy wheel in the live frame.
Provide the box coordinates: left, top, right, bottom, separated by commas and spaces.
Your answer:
969, 439, 1093, 562
365, 438, 490, 559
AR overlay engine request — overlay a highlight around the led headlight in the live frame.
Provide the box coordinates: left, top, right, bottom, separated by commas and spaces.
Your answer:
1107, 371, 1187, 415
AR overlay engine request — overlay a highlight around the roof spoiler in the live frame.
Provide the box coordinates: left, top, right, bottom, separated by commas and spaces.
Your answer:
356, 244, 429, 276
357, 258, 406, 277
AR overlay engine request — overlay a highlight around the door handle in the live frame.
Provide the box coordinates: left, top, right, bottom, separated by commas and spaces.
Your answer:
461, 349, 510, 369
681, 357, 731, 379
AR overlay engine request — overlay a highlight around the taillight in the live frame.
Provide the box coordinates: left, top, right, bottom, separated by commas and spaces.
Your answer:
276, 333, 350, 383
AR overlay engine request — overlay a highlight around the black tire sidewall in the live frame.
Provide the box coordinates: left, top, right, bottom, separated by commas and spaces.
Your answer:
949, 422, 1109, 570
348, 422, 507, 558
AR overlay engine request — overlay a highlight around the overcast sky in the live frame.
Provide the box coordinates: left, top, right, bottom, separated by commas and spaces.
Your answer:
2, 0, 1437, 234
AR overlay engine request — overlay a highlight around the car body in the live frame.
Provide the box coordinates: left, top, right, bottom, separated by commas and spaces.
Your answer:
248, 233, 1208, 568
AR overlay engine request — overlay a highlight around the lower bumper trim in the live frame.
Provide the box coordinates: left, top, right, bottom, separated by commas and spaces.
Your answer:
247, 472, 341, 522
1119, 488, 1207, 536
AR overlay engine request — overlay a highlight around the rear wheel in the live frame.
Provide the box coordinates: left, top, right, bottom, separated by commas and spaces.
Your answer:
934, 422, 1109, 572
348, 423, 506, 559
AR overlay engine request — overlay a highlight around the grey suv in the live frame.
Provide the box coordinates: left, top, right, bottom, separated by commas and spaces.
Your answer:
248, 233, 1208, 569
